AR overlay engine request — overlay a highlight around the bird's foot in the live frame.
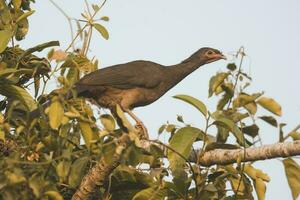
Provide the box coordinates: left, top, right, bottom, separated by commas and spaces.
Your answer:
135, 121, 149, 140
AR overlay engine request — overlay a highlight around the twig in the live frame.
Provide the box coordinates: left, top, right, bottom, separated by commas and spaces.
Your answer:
49, 0, 75, 50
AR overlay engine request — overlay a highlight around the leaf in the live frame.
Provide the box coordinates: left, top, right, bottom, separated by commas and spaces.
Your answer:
48, 49, 68, 61
173, 94, 207, 117
227, 63, 237, 71
44, 191, 64, 200
0, 83, 37, 111
241, 124, 259, 138
233, 93, 258, 108
100, 16, 109, 21
283, 158, 300, 200
92, 4, 100, 12
56, 160, 71, 183
16, 10, 35, 23
208, 72, 229, 97
48, 97, 64, 130
217, 93, 231, 110
213, 118, 246, 146
257, 97, 282, 116
100, 114, 116, 132
259, 116, 278, 127
12, 0, 22, 9
244, 164, 270, 182
177, 115, 184, 123
132, 186, 167, 200
167, 127, 200, 170
244, 102, 257, 115
0, 29, 14, 53
158, 124, 166, 134
289, 132, 300, 140
254, 178, 266, 200
79, 121, 99, 149
93, 23, 109, 40
68, 157, 89, 188
19, 40, 60, 60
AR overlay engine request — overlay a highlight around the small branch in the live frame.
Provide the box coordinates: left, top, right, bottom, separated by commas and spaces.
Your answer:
194, 141, 300, 167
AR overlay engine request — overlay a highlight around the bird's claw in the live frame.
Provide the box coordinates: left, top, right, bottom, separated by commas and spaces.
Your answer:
135, 122, 149, 139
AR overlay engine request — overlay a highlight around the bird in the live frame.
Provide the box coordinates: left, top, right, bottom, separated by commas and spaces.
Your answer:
31, 47, 226, 138
73, 47, 225, 137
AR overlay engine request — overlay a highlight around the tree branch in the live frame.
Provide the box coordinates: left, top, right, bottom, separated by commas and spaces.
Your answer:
71, 134, 131, 200
194, 141, 300, 167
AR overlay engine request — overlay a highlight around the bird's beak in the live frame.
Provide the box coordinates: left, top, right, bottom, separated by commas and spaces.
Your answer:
218, 53, 227, 60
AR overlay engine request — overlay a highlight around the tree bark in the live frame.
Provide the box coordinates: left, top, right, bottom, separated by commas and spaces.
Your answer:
71, 134, 131, 200
195, 140, 300, 166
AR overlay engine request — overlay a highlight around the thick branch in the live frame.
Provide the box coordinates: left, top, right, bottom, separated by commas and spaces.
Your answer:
196, 141, 300, 167
72, 134, 131, 200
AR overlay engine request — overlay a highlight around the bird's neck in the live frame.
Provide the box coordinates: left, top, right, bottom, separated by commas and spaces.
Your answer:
165, 55, 206, 87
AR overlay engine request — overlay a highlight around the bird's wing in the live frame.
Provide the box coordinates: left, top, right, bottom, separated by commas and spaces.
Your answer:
75, 60, 163, 90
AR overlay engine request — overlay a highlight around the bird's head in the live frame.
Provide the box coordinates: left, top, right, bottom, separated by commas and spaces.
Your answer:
194, 47, 226, 64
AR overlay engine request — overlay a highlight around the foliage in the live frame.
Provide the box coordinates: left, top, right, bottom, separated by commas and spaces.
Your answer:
0, 1, 299, 200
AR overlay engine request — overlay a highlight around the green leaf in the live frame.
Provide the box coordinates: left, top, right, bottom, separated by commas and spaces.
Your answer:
173, 94, 207, 117
56, 160, 71, 183
19, 40, 60, 60
259, 116, 278, 127
92, 4, 100, 12
227, 63, 237, 71
289, 132, 300, 140
158, 124, 166, 134
0, 29, 14, 53
44, 191, 64, 200
283, 158, 300, 200
217, 93, 231, 110
241, 124, 259, 138
132, 186, 167, 200
93, 23, 109, 40
213, 118, 246, 146
48, 97, 64, 130
208, 72, 229, 97
0, 83, 37, 111
100, 16, 109, 21
167, 127, 200, 170
100, 114, 116, 132
68, 157, 89, 188
257, 97, 282, 116
16, 10, 35, 23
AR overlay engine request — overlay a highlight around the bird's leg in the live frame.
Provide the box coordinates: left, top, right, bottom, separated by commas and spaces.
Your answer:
126, 110, 149, 139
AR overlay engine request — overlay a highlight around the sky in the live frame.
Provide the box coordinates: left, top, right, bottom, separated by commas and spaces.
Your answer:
20, 0, 300, 199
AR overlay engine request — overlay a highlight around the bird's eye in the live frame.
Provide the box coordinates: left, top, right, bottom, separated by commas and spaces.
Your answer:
207, 50, 214, 55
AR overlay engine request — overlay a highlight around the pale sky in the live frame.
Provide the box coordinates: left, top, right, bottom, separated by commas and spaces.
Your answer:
20, 0, 300, 199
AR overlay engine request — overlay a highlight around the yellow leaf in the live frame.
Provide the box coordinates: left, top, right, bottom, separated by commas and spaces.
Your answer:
283, 158, 300, 200
49, 49, 68, 61
78, 121, 98, 149
100, 114, 115, 132
44, 191, 64, 200
257, 97, 282, 116
48, 97, 64, 130
255, 178, 266, 200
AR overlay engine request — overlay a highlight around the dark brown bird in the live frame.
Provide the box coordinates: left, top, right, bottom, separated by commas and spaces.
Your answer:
73, 47, 226, 137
